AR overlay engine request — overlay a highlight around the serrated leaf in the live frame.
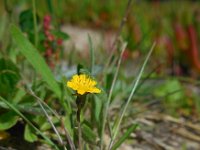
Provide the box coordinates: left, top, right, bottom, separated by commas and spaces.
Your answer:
10, 24, 61, 98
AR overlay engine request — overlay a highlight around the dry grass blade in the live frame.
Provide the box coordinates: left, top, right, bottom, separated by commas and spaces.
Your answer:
173, 128, 200, 142
104, 0, 133, 72
146, 114, 200, 133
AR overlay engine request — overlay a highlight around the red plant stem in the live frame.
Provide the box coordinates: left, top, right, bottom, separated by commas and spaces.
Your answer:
187, 24, 200, 72
174, 22, 188, 51
165, 37, 174, 65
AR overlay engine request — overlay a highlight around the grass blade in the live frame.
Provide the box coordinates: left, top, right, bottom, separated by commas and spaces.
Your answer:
88, 34, 94, 75
28, 88, 64, 147
108, 42, 156, 149
111, 124, 138, 150
10, 24, 61, 98
0, 96, 59, 150
100, 43, 127, 150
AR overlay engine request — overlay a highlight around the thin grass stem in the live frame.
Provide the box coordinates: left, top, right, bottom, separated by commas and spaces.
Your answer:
104, 0, 133, 72
26, 87, 76, 150
108, 42, 156, 150
28, 88, 65, 148
32, 0, 38, 47
0, 96, 59, 150
88, 34, 95, 75
100, 43, 127, 150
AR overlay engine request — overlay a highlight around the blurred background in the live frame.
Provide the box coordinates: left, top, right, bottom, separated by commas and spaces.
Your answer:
0, 0, 200, 149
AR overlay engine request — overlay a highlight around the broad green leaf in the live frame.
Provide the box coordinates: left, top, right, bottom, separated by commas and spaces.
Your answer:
10, 24, 61, 98
24, 124, 38, 142
111, 124, 138, 150
0, 111, 18, 130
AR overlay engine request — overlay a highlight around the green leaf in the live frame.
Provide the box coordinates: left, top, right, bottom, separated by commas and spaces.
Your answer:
10, 24, 61, 98
94, 95, 102, 123
34, 116, 59, 131
111, 124, 138, 150
154, 79, 183, 99
77, 64, 90, 75
0, 96, 59, 150
24, 124, 38, 142
19, 9, 34, 33
0, 111, 18, 130
0, 58, 21, 98
106, 73, 114, 92
82, 124, 97, 144
12, 88, 26, 104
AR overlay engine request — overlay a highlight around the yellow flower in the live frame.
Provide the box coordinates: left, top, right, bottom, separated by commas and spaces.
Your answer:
67, 74, 101, 95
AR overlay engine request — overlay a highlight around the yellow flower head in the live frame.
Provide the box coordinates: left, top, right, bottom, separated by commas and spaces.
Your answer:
67, 74, 101, 95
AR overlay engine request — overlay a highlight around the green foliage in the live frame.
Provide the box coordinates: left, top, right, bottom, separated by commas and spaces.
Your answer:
82, 123, 97, 144
93, 95, 102, 123
0, 1, 199, 150
0, 58, 20, 98
0, 96, 59, 149
154, 79, 184, 108
112, 124, 138, 150
24, 124, 38, 142
154, 79, 183, 99
10, 25, 61, 98
0, 111, 19, 130
19, 9, 35, 33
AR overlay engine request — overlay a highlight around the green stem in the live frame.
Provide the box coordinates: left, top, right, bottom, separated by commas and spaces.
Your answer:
78, 120, 82, 150
32, 0, 38, 47
100, 43, 127, 150
76, 95, 85, 150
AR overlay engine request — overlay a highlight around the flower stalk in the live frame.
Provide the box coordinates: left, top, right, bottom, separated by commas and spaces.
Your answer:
76, 94, 86, 150
67, 74, 101, 150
